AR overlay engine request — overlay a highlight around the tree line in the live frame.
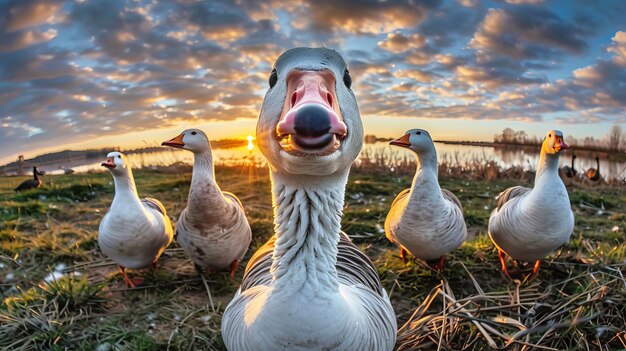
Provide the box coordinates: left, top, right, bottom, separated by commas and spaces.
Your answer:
493, 125, 625, 153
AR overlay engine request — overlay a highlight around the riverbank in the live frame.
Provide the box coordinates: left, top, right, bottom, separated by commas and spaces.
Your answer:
1, 166, 624, 349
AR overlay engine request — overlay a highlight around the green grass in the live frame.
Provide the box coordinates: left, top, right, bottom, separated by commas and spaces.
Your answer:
0, 165, 624, 350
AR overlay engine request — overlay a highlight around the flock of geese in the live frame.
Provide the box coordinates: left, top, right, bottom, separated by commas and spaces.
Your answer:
16, 48, 585, 350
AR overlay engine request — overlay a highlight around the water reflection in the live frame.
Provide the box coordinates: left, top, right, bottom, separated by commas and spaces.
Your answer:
33, 142, 625, 181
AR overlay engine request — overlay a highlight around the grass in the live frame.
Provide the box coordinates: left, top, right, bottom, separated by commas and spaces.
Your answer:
0, 163, 624, 350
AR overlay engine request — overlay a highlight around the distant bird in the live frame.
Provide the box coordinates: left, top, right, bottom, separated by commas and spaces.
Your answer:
98, 152, 174, 288
59, 166, 75, 175
488, 130, 574, 280
586, 156, 601, 182
560, 154, 577, 178
384, 129, 467, 270
15, 167, 43, 192
162, 129, 251, 279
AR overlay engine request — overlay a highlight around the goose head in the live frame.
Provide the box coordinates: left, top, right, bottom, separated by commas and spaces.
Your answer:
256, 47, 363, 176
541, 130, 569, 156
390, 129, 435, 155
101, 152, 130, 176
162, 129, 210, 154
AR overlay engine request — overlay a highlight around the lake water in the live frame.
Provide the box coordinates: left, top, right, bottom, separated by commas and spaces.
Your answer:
36, 142, 624, 181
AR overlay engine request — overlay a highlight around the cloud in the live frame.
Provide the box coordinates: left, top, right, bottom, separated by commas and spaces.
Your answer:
0, 0, 62, 33
470, 7, 592, 60
377, 32, 426, 54
0, 28, 57, 52
607, 31, 626, 66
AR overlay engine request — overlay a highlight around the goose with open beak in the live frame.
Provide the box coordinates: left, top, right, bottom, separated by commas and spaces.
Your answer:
221, 47, 396, 351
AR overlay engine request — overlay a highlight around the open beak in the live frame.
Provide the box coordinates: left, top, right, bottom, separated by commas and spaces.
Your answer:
390, 134, 411, 148
554, 136, 569, 152
101, 157, 115, 169
275, 70, 347, 154
162, 133, 185, 148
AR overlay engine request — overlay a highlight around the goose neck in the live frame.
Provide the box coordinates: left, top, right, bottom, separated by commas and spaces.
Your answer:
269, 170, 347, 298
534, 150, 561, 188
192, 151, 215, 183
111, 170, 142, 208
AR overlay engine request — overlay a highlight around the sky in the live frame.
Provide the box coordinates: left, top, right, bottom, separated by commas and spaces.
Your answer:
0, 0, 625, 164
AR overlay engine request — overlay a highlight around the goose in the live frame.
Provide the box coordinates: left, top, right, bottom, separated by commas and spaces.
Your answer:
586, 156, 601, 182
221, 47, 397, 350
15, 166, 42, 191
488, 130, 574, 279
161, 129, 251, 279
384, 129, 467, 270
98, 152, 174, 287
559, 154, 577, 178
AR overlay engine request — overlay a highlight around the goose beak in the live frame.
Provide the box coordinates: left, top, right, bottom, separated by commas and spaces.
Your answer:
162, 133, 185, 148
276, 70, 347, 155
101, 157, 115, 169
554, 136, 569, 152
390, 134, 411, 148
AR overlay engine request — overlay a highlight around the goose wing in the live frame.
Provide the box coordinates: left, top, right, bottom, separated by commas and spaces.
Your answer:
390, 188, 410, 208
496, 186, 530, 211
441, 188, 463, 211
241, 232, 385, 297
141, 197, 167, 215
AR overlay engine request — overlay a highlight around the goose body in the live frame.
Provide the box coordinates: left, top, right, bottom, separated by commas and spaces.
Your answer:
162, 129, 251, 277
489, 131, 574, 274
385, 129, 467, 265
98, 152, 173, 286
586, 157, 601, 181
222, 47, 396, 350
15, 167, 42, 191
559, 154, 576, 178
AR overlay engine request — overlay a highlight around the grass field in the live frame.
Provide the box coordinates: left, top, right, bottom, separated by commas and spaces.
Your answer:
0, 164, 624, 350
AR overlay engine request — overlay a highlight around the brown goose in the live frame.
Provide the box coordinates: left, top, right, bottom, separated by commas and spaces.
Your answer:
586, 156, 601, 181
15, 167, 42, 192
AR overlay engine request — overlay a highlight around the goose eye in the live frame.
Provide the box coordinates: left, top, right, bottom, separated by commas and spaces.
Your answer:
343, 69, 352, 89
548, 134, 552, 137
268, 68, 277, 88
416, 131, 422, 135
117, 155, 121, 159
191, 131, 197, 135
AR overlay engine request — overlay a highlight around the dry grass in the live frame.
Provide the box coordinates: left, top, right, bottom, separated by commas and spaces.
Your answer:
0, 160, 624, 350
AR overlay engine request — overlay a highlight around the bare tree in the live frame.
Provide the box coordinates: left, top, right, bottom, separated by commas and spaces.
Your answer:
608, 125, 623, 152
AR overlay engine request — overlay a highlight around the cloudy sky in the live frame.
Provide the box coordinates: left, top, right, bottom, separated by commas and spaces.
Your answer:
1, 0, 625, 164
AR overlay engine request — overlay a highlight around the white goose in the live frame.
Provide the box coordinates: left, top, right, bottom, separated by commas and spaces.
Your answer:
488, 130, 575, 278
162, 129, 251, 278
98, 152, 174, 287
221, 47, 397, 350
384, 129, 467, 269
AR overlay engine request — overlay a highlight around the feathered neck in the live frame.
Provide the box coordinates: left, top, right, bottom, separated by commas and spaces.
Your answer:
534, 147, 561, 187
410, 148, 440, 197
268, 170, 347, 298
111, 167, 142, 209
191, 150, 216, 185
33, 168, 39, 180
186, 150, 227, 216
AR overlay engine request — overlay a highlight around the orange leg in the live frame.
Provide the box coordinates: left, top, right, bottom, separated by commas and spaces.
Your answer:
400, 247, 408, 264
151, 261, 158, 273
119, 266, 136, 288
229, 259, 239, 280
498, 250, 512, 280
432, 256, 445, 272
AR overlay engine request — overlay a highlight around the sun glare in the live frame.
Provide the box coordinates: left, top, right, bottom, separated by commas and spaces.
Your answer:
247, 135, 254, 151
